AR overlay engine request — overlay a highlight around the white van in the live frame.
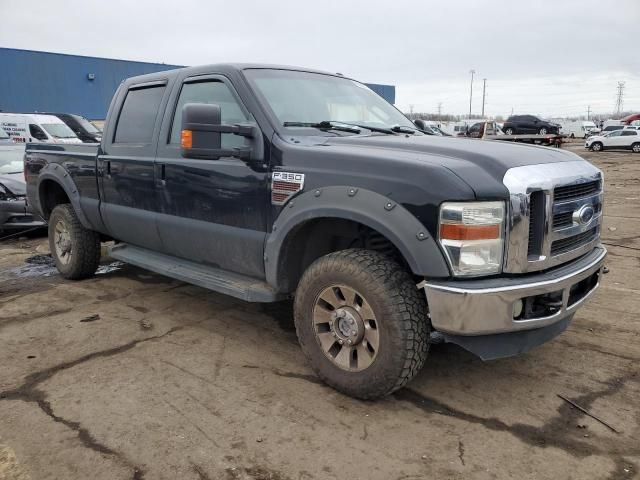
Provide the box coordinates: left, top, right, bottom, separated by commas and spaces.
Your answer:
0, 113, 82, 144
560, 120, 597, 139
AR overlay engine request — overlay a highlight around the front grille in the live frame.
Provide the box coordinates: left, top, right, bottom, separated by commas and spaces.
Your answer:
554, 180, 600, 202
527, 191, 545, 257
553, 212, 573, 228
550, 227, 598, 256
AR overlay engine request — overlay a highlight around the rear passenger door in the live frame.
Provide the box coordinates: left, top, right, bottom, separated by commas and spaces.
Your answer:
621, 130, 639, 148
98, 81, 169, 250
153, 74, 269, 279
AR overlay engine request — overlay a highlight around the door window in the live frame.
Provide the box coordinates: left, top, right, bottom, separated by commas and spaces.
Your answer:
607, 130, 623, 137
169, 80, 251, 149
29, 124, 48, 140
114, 85, 166, 144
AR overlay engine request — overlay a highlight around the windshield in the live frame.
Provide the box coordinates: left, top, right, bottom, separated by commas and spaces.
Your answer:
42, 123, 77, 139
0, 127, 9, 140
76, 116, 101, 134
244, 69, 414, 133
0, 148, 24, 174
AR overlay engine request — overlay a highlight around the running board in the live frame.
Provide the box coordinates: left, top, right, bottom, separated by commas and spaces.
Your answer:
108, 244, 283, 303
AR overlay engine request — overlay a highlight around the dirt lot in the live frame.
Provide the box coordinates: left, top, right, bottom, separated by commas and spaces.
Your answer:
0, 143, 638, 480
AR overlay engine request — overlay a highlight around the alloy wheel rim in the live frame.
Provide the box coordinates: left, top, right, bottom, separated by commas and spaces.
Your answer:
634, 144, 640, 153
312, 285, 379, 372
54, 219, 72, 265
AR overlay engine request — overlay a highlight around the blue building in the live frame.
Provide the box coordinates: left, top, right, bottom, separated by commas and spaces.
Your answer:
0, 48, 395, 119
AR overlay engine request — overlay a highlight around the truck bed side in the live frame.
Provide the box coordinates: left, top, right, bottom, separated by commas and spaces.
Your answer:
24, 143, 104, 232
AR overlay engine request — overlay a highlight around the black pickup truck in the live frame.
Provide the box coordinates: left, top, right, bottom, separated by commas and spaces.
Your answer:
25, 64, 606, 399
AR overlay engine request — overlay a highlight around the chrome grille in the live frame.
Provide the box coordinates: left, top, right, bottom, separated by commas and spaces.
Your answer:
554, 180, 601, 201
551, 227, 598, 256
504, 161, 603, 273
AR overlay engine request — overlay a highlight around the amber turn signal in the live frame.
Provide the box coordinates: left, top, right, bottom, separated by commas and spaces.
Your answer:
181, 129, 193, 149
439, 223, 500, 241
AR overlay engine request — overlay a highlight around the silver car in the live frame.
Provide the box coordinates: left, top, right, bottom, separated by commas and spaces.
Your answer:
0, 146, 46, 234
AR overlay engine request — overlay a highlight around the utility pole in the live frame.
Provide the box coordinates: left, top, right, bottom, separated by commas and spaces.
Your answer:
469, 69, 475, 119
409, 104, 414, 119
615, 82, 625, 116
481, 78, 487, 118
437, 102, 442, 119
587, 105, 591, 120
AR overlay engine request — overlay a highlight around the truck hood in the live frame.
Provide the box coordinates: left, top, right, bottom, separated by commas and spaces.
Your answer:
313, 134, 582, 198
0, 172, 26, 196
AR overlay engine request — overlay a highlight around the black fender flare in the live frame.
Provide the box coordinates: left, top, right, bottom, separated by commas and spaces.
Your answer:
36, 164, 92, 229
264, 186, 450, 291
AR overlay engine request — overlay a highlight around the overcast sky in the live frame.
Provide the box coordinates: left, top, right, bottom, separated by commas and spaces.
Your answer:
1, 0, 638, 118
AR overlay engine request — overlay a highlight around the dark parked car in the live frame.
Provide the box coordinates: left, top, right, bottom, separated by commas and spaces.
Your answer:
0, 146, 45, 234
502, 115, 560, 135
26, 64, 606, 399
45, 113, 102, 143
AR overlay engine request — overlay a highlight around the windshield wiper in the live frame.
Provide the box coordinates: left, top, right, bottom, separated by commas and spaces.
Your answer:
390, 124, 420, 134
283, 121, 362, 134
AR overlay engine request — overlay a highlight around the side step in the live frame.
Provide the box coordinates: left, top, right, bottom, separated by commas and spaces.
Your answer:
108, 244, 284, 303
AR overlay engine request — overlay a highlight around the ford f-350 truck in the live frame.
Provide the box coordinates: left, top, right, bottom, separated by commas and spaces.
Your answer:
25, 64, 606, 399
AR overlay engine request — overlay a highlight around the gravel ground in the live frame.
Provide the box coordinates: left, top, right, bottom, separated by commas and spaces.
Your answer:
0, 142, 638, 480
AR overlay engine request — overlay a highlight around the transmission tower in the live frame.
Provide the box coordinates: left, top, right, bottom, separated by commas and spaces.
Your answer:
615, 82, 625, 115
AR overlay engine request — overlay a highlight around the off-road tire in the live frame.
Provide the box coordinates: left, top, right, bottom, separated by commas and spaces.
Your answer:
294, 249, 429, 399
591, 142, 603, 152
48, 204, 101, 279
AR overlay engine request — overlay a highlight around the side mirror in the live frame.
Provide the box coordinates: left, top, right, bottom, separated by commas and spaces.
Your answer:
180, 103, 255, 160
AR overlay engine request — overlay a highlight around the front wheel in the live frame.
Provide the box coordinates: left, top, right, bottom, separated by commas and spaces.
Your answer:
48, 204, 101, 279
294, 249, 430, 399
632, 142, 640, 153
590, 142, 603, 152
504, 127, 514, 135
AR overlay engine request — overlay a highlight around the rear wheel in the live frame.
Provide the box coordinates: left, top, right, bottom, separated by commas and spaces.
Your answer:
590, 142, 603, 152
294, 249, 430, 399
48, 204, 101, 279
539, 127, 548, 135
632, 143, 640, 153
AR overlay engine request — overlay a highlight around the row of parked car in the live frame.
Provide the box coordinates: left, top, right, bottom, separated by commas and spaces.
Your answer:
0, 111, 104, 235
0, 112, 102, 145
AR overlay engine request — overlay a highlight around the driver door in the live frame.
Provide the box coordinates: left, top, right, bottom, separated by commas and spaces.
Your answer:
153, 74, 269, 279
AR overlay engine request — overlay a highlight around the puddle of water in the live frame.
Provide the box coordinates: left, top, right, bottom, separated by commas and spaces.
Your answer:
96, 261, 125, 275
10, 254, 58, 278
8, 256, 125, 279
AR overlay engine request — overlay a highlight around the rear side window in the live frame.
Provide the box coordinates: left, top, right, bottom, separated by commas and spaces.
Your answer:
622, 130, 637, 136
169, 80, 251, 147
114, 85, 166, 144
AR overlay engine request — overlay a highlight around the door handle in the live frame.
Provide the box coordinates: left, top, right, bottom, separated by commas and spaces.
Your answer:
104, 160, 111, 179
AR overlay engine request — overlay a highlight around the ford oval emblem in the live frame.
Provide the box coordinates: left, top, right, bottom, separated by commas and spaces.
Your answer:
573, 205, 595, 225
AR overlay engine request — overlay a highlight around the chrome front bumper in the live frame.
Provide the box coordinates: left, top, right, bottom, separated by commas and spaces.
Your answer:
421, 246, 606, 336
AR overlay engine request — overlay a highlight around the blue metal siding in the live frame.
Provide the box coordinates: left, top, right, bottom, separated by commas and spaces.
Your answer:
0, 48, 395, 119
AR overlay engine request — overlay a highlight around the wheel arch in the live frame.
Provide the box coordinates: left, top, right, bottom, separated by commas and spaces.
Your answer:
264, 186, 450, 293
37, 166, 92, 228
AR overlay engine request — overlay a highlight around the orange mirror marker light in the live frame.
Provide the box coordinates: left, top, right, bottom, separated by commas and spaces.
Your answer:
181, 129, 193, 149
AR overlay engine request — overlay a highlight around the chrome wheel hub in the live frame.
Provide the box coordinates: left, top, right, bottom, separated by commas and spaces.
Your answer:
313, 285, 379, 372
54, 220, 72, 265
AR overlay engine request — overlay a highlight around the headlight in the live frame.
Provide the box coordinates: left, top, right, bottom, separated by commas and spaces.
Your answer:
438, 201, 505, 276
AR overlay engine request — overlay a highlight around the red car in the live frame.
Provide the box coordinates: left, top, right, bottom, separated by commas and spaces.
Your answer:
621, 113, 640, 124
